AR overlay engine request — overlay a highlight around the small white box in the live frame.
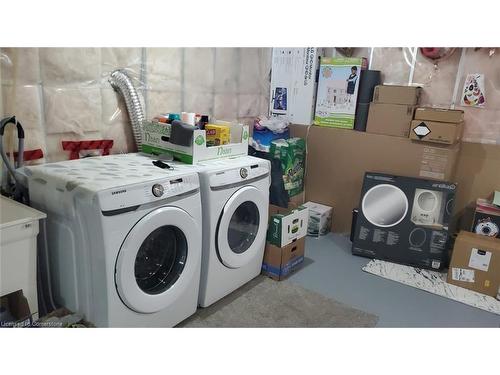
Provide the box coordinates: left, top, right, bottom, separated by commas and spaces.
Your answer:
269, 48, 322, 125
302, 201, 333, 237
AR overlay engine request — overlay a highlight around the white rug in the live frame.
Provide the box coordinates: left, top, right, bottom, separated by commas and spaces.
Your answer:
362, 259, 500, 316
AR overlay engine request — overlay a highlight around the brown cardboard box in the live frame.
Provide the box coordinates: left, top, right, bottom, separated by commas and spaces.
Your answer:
447, 231, 500, 297
366, 103, 416, 137
288, 191, 305, 210
373, 85, 421, 105
261, 237, 306, 281
414, 107, 464, 123
305, 126, 460, 233
410, 120, 464, 145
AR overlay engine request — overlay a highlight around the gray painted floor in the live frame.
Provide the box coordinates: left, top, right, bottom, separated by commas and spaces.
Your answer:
287, 233, 500, 327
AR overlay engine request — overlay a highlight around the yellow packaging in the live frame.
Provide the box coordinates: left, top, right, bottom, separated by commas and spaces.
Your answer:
205, 124, 230, 146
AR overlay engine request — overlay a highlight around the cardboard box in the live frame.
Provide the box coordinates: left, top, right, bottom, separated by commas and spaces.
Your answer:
302, 201, 333, 237
447, 231, 500, 297
267, 206, 309, 247
270, 48, 322, 125
472, 195, 500, 238
305, 126, 461, 233
352, 172, 457, 270
366, 103, 416, 138
373, 85, 421, 105
314, 57, 368, 129
410, 120, 463, 145
414, 107, 464, 123
261, 237, 306, 281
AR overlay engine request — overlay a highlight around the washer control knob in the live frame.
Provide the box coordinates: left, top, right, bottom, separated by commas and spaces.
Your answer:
240, 168, 248, 179
152, 184, 164, 197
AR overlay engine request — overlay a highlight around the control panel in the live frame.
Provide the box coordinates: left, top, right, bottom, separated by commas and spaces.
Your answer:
209, 163, 269, 188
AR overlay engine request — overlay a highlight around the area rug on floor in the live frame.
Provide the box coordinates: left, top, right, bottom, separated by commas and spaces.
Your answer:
362, 259, 500, 315
178, 276, 378, 327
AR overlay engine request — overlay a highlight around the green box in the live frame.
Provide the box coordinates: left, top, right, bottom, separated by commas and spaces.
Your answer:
270, 137, 306, 198
267, 205, 309, 247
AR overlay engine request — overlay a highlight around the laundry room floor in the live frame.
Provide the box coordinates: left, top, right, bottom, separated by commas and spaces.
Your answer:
287, 233, 500, 327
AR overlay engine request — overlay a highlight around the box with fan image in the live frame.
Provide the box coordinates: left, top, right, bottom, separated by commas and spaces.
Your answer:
351, 172, 457, 270
314, 57, 368, 129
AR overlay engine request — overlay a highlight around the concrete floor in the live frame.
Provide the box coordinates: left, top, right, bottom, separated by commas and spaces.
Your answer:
288, 233, 500, 327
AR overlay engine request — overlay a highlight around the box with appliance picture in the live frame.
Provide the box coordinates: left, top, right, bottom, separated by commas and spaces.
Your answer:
472, 192, 500, 238
351, 172, 457, 270
267, 206, 309, 247
302, 201, 333, 237
261, 237, 306, 281
447, 231, 500, 297
269, 48, 322, 125
141, 120, 249, 164
314, 57, 368, 129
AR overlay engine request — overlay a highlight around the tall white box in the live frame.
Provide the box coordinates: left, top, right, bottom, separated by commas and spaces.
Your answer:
269, 48, 322, 125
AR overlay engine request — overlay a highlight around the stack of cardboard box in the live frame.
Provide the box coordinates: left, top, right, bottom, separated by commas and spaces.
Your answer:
262, 205, 309, 281
366, 85, 421, 137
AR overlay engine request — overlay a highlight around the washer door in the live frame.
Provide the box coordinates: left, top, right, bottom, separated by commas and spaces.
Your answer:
216, 186, 267, 269
115, 206, 200, 314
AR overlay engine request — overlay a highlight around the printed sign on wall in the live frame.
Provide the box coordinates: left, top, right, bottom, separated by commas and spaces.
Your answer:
461, 73, 486, 108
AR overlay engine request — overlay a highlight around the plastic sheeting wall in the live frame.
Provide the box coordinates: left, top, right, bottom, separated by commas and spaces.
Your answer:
0, 48, 271, 163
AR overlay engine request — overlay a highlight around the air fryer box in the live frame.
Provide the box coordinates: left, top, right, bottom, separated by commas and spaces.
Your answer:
352, 172, 457, 270
267, 206, 309, 247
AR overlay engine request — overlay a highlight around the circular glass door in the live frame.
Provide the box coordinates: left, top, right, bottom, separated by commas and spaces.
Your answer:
217, 186, 267, 269
362, 184, 408, 228
115, 206, 200, 314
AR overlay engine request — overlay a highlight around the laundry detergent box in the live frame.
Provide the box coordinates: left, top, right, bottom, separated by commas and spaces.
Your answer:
447, 231, 500, 297
261, 237, 306, 281
267, 206, 309, 247
302, 201, 333, 237
352, 172, 457, 270
314, 57, 368, 129
270, 137, 306, 197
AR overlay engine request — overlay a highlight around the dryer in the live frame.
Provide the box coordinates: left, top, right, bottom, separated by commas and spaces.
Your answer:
196, 156, 270, 307
25, 153, 202, 327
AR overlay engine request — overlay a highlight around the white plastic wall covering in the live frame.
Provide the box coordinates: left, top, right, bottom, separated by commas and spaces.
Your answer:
407, 47, 418, 85
450, 48, 467, 110
141, 47, 148, 117
180, 49, 186, 111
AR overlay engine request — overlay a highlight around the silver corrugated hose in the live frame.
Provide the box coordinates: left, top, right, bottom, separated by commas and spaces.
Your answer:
108, 69, 145, 148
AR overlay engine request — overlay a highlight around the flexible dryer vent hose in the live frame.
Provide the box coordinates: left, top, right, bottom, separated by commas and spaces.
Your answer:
108, 69, 145, 148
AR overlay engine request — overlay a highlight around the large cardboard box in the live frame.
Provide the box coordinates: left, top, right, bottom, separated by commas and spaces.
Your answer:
352, 172, 457, 270
447, 231, 500, 297
261, 237, 306, 281
269, 48, 322, 125
305, 126, 460, 233
410, 120, 463, 145
314, 57, 368, 129
373, 85, 421, 105
414, 107, 464, 123
366, 103, 416, 138
267, 206, 309, 247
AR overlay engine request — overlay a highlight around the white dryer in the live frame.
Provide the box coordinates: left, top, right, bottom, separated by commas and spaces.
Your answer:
25, 153, 202, 327
197, 156, 270, 307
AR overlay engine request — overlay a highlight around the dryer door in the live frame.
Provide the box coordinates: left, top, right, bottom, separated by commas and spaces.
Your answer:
115, 206, 200, 314
216, 186, 267, 269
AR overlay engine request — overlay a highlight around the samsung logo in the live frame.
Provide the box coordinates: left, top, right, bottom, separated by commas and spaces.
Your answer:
111, 189, 127, 195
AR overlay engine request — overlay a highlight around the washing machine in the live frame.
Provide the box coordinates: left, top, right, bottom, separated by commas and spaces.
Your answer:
25, 153, 203, 327
196, 156, 270, 307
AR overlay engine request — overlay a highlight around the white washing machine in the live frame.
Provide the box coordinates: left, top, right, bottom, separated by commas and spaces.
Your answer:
25, 153, 203, 327
196, 156, 270, 307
